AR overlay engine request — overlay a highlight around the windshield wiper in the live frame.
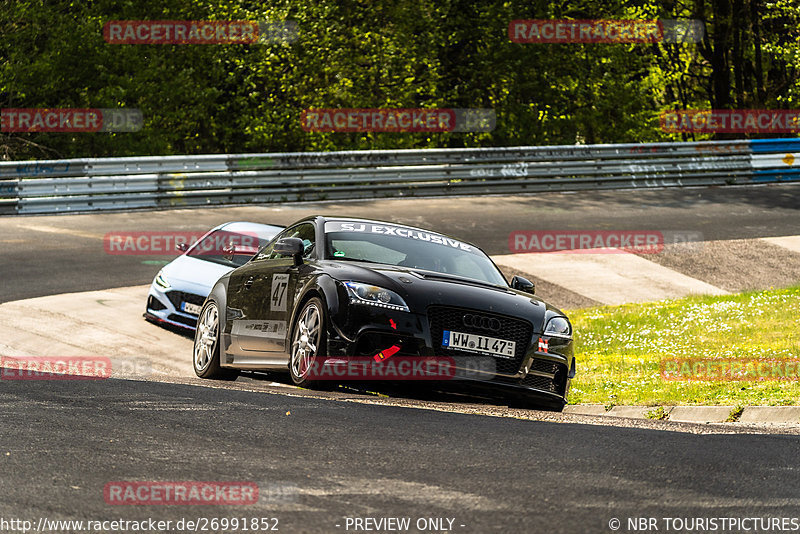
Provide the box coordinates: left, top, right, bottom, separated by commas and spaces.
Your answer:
410, 270, 508, 290
331, 257, 383, 264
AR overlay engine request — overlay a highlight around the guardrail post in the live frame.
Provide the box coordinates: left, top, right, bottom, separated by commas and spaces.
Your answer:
0, 180, 19, 215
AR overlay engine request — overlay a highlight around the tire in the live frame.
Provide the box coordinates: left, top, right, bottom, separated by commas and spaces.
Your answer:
289, 297, 327, 388
193, 300, 237, 380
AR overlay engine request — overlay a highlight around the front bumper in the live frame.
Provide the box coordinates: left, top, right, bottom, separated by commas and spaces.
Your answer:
325, 301, 575, 403
144, 282, 206, 331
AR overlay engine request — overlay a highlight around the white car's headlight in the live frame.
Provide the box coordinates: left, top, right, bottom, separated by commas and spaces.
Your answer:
544, 316, 572, 338
344, 281, 409, 312
154, 270, 171, 290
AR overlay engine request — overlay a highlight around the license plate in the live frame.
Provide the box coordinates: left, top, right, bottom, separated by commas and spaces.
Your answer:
181, 302, 202, 315
442, 330, 515, 359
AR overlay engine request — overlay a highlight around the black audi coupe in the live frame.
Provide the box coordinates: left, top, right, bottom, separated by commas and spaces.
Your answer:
193, 216, 575, 410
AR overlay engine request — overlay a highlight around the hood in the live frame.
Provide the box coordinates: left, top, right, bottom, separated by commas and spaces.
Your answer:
160, 255, 235, 295
320, 260, 559, 332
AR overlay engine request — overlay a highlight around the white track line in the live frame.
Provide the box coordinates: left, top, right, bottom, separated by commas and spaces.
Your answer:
760, 235, 800, 254
13, 223, 104, 240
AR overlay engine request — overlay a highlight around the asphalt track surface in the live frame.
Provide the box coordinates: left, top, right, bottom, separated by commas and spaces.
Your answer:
2, 183, 800, 303
4, 379, 800, 534
3, 184, 800, 533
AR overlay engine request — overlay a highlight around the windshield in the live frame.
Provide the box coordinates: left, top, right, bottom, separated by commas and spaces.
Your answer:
186, 229, 270, 268
324, 221, 507, 287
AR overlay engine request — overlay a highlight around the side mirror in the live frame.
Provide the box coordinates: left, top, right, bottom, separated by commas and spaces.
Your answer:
511, 275, 535, 295
274, 237, 304, 265
176, 242, 189, 252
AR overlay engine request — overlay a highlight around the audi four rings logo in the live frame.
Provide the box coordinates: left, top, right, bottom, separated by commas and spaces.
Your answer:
462, 314, 501, 332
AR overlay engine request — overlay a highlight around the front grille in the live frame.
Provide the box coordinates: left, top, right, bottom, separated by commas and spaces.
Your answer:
530, 358, 560, 375
521, 358, 569, 396
521, 374, 561, 394
427, 306, 532, 375
167, 313, 198, 328
147, 295, 167, 311
165, 291, 205, 311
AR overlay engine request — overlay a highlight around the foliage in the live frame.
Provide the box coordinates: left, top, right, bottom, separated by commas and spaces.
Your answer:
568, 285, 800, 406
1, 0, 798, 159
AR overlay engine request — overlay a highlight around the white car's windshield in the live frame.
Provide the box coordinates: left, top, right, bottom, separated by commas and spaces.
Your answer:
187, 229, 270, 267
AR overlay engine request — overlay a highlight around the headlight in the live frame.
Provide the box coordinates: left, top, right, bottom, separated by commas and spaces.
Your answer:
344, 281, 409, 312
154, 270, 171, 290
544, 316, 572, 338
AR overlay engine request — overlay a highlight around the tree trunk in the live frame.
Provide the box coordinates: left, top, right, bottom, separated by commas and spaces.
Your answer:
750, 0, 766, 105
732, 0, 745, 107
711, 0, 732, 109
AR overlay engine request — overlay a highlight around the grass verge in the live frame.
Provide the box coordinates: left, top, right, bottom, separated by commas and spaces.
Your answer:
567, 285, 800, 406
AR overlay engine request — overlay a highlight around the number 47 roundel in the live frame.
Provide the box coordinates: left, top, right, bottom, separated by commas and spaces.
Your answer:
271, 274, 289, 312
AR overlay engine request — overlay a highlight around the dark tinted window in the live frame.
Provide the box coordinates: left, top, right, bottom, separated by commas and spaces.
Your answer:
255, 223, 316, 261
187, 229, 270, 267
324, 221, 506, 286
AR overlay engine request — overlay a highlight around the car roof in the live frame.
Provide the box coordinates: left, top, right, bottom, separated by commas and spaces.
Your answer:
215, 221, 284, 237
297, 215, 483, 251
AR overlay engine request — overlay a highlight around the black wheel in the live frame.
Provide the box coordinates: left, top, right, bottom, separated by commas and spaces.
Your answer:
289, 297, 327, 388
193, 300, 237, 379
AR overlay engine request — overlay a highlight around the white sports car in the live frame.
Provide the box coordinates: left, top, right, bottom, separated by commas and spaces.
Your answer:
145, 221, 283, 331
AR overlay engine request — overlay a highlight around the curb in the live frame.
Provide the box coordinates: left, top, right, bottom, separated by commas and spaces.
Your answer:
565, 405, 800, 424
669, 406, 735, 423
739, 406, 800, 424
607, 406, 664, 419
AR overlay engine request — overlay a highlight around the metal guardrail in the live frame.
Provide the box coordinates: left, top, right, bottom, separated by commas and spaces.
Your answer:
0, 138, 797, 215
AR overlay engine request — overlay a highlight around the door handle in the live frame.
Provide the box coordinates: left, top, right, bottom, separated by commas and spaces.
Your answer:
244, 276, 255, 290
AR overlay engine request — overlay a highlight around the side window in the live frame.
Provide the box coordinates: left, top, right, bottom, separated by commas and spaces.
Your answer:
290, 223, 316, 258
253, 239, 277, 261
284, 223, 317, 258
255, 223, 316, 261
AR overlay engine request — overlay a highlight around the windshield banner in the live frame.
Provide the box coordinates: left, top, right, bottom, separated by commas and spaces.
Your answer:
325, 221, 473, 252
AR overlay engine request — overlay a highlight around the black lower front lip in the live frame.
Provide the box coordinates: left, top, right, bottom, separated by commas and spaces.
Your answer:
420, 377, 568, 410
144, 311, 197, 333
